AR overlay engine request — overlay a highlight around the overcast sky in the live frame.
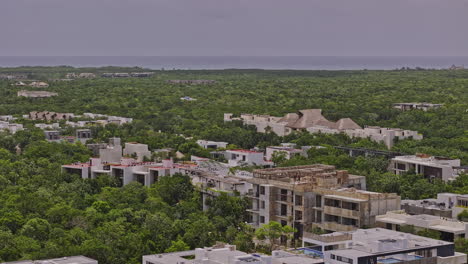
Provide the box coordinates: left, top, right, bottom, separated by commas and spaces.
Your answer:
1, 0, 467, 56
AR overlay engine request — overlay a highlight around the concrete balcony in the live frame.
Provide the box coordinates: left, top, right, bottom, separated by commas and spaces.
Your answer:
323, 206, 361, 218
303, 232, 352, 242
315, 222, 358, 232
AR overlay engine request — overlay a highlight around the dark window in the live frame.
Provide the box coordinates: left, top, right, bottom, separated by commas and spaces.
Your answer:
342, 201, 359, 211
342, 217, 357, 226
397, 163, 406, 170
325, 198, 341, 208
295, 210, 303, 220
260, 200, 265, 209
260, 186, 265, 195
295, 195, 303, 206
316, 195, 322, 207
260, 216, 265, 223
281, 204, 288, 216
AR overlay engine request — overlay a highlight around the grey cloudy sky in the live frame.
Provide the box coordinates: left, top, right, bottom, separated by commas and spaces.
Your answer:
1, 0, 467, 56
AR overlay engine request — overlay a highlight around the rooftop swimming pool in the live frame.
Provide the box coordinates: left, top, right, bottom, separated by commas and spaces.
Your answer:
294, 248, 324, 258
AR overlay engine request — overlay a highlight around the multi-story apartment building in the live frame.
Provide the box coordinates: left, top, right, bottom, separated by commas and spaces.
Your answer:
376, 210, 468, 242
390, 154, 467, 182
312, 188, 400, 233
245, 165, 398, 237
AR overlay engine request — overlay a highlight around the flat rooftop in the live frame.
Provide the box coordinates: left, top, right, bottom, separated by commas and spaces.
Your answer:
377, 211, 466, 233
2, 256, 97, 264
393, 155, 460, 167
328, 228, 451, 257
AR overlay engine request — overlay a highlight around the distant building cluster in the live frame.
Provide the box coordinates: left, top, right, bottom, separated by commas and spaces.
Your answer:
0, 74, 28, 80
449, 64, 465, 70
101, 72, 154, 78
65, 72, 96, 79
17, 90, 57, 98
26, 111, 133, 126
393, 103, 443, 111
167, 79, 217, 85
180, 96, 197, 101
62, 138, 197, 187
225, 109, 423, 149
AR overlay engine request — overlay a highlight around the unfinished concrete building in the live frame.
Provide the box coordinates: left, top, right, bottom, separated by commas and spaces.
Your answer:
246, 165, 367, 235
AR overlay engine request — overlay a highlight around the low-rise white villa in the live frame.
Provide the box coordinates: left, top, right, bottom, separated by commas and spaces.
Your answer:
225, 109, 422, 149
390, 154, 467, 182
196, 140, 228, 149
401, 193, 468, 219
226, 149, 270, 167
0, 121, 24, 134
265, 146, 304, 161
376, 210, 468, 242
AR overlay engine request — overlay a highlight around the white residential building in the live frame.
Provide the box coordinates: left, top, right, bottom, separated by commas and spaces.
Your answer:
393, 103, 444, 111
123, 142, 152, 161
376, 210, 468, 242
344, 126, 423, 149
62, 157, 193, 187
225, 110, 422, 149
0, 115, 15, 121
142, 243, 321, 264
196, 140, 228, 149
226, 149, 269, 167
265, 146, 304, 161
0, 256, 98, 264
390, 154, 466, 182
0, 121, 24, 134
323, 228, 466, 264
402, 193, 468, 219
35, 123, 61, 130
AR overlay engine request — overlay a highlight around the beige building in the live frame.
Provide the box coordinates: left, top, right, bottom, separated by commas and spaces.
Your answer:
29, 81, 49, 88
245, 165, 399, 237
18, 90, 58, 98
